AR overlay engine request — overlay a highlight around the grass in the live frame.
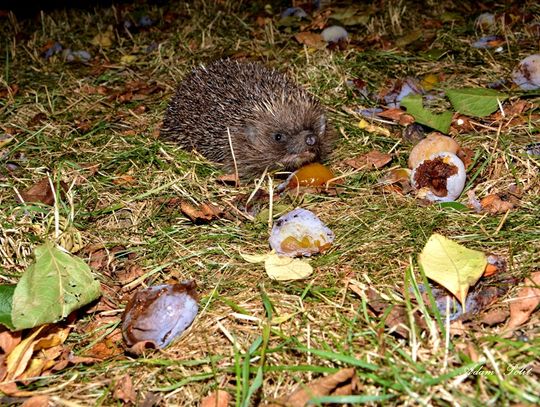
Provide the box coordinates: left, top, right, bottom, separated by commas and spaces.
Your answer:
1, 0, 539, 405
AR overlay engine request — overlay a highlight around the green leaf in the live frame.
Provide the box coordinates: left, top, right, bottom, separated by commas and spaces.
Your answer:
418, 234, 487, 309
401, 95, 452, 134
446, 88, 508, 117
0, 285, 16, 330
11, 240, 102, 330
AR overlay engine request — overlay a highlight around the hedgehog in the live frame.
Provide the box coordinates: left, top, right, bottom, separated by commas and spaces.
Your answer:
160, 59, 334, 178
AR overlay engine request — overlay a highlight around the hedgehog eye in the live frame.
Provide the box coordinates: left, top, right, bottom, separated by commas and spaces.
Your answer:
273, 132, 285, 142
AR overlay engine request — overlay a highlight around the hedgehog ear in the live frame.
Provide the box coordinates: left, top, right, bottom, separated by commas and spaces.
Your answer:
318, 115, 327, 135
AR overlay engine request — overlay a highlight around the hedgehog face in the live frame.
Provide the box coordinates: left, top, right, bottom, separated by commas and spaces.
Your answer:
241, 107, 332, 174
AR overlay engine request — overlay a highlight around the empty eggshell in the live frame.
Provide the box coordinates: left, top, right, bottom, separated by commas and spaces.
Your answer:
269, 208, 334, 257
512, 54, 540, 90
321, 25, 348, 43
411, 152, 466, 202
122, 281, 198, 349
408, 133, 460, 169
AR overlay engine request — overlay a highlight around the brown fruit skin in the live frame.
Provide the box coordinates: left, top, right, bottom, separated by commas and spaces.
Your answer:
160, 60, 335, 178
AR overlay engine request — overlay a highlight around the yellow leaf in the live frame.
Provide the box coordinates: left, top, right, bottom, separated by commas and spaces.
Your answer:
357, 119, 391, 137
120, 55, 137, 64
419, 234, 487, 309
264, 253, 313, 281
240, 252, 270, 263
422, 74, 439, 91
91, 26, 114, 47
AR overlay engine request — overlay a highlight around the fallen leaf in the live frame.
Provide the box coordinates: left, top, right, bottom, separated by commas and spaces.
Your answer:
0, 84, 19, 99
21, 395, 50, 407
201, 389, 231, 407
114, 374, 137, 404
5, 326, 46, 381
365, 288, 417, 338
357, 119, 392, 137
240, 252, 270, 263
446, 88, 508, 117
27, 112, 47, 127
216, 173, 240, 185
505, 271, 540, 331
419, 234, 487, 308
480, 308, 509, 326
180, 200, 223, 223
377, 107, 410, 122
480, 194, 514, 214
113, 174, 137, 185
294, 31, 326, 49
120, 55, 137, 64
0, 328, 21, 355
18, 177, 68, 206
11, 241, 102, 330
91, 27, 114, 47
345, 150, 392, 170
401, 94, 452, 134
265, 253, 313, 281
270, 368, 358, 407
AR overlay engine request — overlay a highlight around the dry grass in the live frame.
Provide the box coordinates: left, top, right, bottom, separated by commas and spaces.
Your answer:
1, 0, 539, 405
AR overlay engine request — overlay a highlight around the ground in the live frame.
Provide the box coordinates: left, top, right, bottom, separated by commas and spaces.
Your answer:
0, 0, 539, 406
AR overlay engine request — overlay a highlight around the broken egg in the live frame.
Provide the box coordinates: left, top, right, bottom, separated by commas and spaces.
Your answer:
289, 163, 334, 188
408, 133, 460, 169
278, 163, 335, 192
411, 152, 466, 202
512, 54, 540, 90
122, 281, 198, 349
269, 208, 334, 257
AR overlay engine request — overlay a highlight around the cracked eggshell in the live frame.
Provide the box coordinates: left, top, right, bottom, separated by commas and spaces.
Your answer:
122, 281, 198, 349
408, 133, 460, 169
269, 208, 334, 257
512, 54, 540, 90
411, 152, 466, 202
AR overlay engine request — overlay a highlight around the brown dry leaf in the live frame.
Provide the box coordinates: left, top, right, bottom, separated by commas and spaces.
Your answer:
5, 326, 47, 381
201, 389, 231, 407
377, 108, 409, 122
0, 328, 22, 355
505, 271, 540, 331
180, 200, 223, 223
480, 308, 509, 326
21, 395, 50, 407
113, 174, 137, 185
18, 177, 68, 206
365, 288, 416, 338
345, 150, 392, 170
216, 173, 240, 185
27, 112, 47, 128
378, 168, 412, 194
4, 323, 72, 386
0, 84, 19, 98
294, 31, 326, 49
480, 194, 514, 215
116, 263, 146, 286
270, 368, 358, 407
114, 374, 137, 404
79, 339, 120, 360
